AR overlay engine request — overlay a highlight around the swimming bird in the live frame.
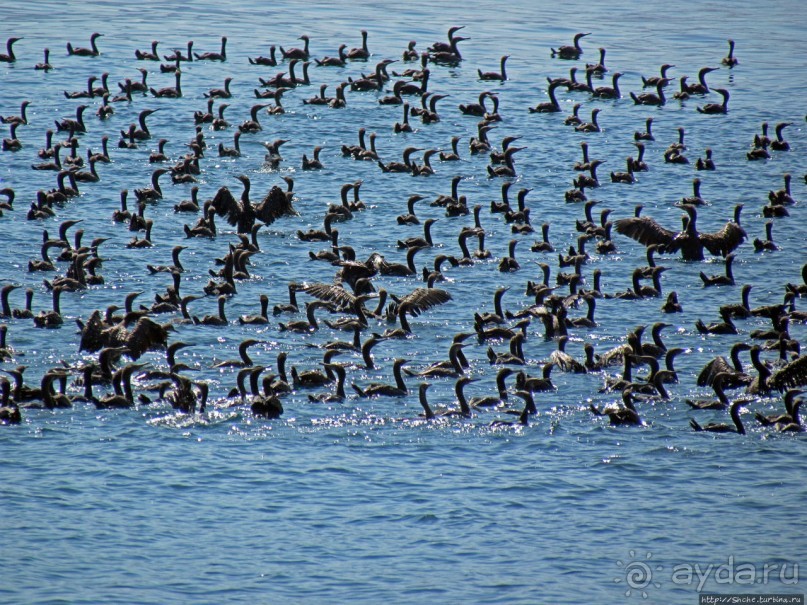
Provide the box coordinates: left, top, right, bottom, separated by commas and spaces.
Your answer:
127, 108, 160, 141
31, 144, 62, 171
346, 29, 370, 60
590, 388, 642, 426
33, 286, 64, 328
695, 308, 737, 335
677, 177, 708, 207
498, 239, 520, 272
574, 159, 604, 188
134, 168, 168, 202
191, 295, 228, 327
0, 382, 21, 424
696, 88, 729, 114
563, 103, 583, 127
769, 122, 792, 151
610, 157, 635, 183
398, 218, 437, 249
212, 339, 264, 368
401, 40, 419, 62
721, 39, 738, 67
316, 44, 347, 67
550, 336, 587, 373
528, 81, 561, 113
634, 117, 654, 142
487, 146, 524, 178
194, 36, 227, 61
551, 32, 590, 60
34, 47, 52, 70
484, 192, 511, 223
690, 399, 747, 434
530, 223, 555, 253
575, 108, 602, 133
562, 67, 592, 92
67, 33, 103, 57
428, 26, 465, 54
54, 104, 88, 133
459, 91, 495, 116
249, 45, 278, 66
697, 342, 752, 389
291, 352, 341, 389
71, 158, 100, 183
147, 246, 187, 275
687, 66, 718, 95
672, 76, 691, 100
218, 131, 242, 157
278, 301, 323, 333
301, 146, 324, 170
280, 35, 311, 61
135, 40, 160, 61
586, 47, 608, 74
0, 37, 22, 63
307, 364, 347, 403
250, 377, 284, 417
428, 34, 468, 65
239, 104, 268, 133
753, 221, 779, 253
347, 59, 391, 91
1, 100, 31, 126
642, 63, 674, 88
768, 173, 795, 206
352, 358, 410, 398
393, 102, 413, 133
205, 77, 233, 99
592, 72, 622, 98
377, 146, 422, 173
630, 79, 669, 106
163, 41, 193, 63
304, 84, 333, 106
478, 55, 509, 81
695, 148, 716, 170
150, 71, 182, 98
148, 138, 170, 163
755, 389, 804, 428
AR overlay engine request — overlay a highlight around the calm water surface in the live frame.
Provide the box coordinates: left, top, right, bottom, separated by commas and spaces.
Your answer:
1, 1, 806, 603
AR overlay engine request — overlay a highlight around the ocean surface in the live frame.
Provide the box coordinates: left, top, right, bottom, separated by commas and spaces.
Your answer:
1, 1, 806, 603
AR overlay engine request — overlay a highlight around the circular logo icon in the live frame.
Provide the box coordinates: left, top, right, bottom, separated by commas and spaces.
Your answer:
615, 551, 663, 599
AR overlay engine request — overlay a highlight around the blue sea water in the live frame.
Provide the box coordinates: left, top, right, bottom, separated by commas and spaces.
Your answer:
1, 0, 806, 603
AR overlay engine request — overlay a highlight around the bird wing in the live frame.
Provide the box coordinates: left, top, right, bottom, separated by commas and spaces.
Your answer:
770, 356, 807, 392
549, 350, 586, 373
300, 282, 356, 309
255, 185, 298, 225
598, 343, 633, 367
614, 216, 677, 248
700, 221, 747, 257
696, 355, 729, 387
102, 322, 130, 349
397, 287, 452, 316
78, 309, 108, 353
125, 317, 169, 360
210, 186, 238, 219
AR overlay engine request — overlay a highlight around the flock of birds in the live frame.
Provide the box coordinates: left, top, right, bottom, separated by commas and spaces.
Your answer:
0, 28, 806, 436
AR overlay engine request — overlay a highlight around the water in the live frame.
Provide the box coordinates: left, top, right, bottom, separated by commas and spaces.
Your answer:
1, 0, 806, 603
